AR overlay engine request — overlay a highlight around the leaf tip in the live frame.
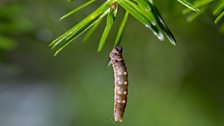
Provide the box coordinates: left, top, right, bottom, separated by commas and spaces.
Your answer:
97, 47, 102, 52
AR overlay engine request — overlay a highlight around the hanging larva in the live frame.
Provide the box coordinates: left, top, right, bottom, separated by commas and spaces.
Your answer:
109, 47, 128, 122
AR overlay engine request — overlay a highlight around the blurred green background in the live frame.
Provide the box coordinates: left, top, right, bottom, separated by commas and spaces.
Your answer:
0, 0, 224, 126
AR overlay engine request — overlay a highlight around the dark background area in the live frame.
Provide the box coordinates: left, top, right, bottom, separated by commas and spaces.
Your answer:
0, 0, 224, 126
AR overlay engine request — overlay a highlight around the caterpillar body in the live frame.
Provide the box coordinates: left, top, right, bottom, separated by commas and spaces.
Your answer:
109, 47, 128, 122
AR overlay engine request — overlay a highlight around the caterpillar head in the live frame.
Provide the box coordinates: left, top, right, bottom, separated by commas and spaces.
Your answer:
110, 47, 123, 62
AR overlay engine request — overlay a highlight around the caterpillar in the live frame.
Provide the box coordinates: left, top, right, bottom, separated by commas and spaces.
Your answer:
109, 47, 128, 122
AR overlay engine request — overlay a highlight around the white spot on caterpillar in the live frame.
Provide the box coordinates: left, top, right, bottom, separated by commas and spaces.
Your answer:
117, 91, 121, 95
123, 91, 127, 94
117, 81, 122, 85
123, 72, 127, 75
116, 86, 121, 90
117, 99, 121, 103
124, 81, 127, 85
122, 100, 126, 103
117, 71, 122, 75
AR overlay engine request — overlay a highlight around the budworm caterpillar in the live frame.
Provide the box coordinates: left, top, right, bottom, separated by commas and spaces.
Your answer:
109, 47, 128, 122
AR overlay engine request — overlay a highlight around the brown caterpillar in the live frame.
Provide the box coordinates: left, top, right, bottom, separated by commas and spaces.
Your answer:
109, 47, 128, 122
